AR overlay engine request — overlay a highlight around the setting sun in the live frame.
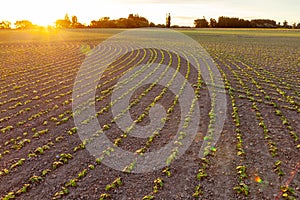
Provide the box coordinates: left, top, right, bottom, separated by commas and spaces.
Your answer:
28, 17, 55, 27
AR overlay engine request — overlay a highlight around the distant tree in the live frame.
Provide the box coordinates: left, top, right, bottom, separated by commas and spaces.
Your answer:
217, 16, 245, 28
89, 20, 98, 28
297, 23, 300, 29
0, 21, 11, 29
209, 18, 217, 28
166, 13, 171, 28
213, 16, 275, 28
72, 16, 78, 25
238, 19, 251, 28
157, 24, 166, 28
15, 20, 33, 29
127, 14, 149, 28
283, 20, 289, 28
65, 14, 71, 23
102, 17, 110, 21
90, 14, 149, 28
70, 15, 85, 28
128, 14, 135, 19
217, 16, 229, 27
56, 14, 71, 28
90, 17, 115, 28
149, 22, 155, 27
115, 18, 127, 28
251, 19, 276, 28
194, 17, 209, 28
55, 19, 71, 28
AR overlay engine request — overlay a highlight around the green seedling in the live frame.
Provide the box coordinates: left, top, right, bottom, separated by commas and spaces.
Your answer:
233, 182, 249, 196
105, 177, 122, 191
29, 175, 42, 183
193, 184, 204, 197
78, 169, 87, 179
41, 169, 51, 176
153, 178, 163, 193
16, 184, 30, 195
99, 193, 111, 200
65, 179, 77, 187
142, 195, 154, 200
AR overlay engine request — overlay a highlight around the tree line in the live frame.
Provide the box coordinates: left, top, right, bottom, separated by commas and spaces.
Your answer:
1, 14, 300, 29
194, 16, 300, 29
0, 14, 155, 29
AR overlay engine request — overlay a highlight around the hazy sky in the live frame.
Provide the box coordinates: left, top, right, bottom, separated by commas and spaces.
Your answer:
1, 0, 299, 26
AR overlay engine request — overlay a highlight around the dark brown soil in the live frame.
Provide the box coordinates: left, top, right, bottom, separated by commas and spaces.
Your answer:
0, 29, 299, 200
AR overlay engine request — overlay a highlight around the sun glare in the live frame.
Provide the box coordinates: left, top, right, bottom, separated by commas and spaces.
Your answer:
3, 0, 128, 28
21, 3, 60, 27
2, 0, 70, 27
33, 18, 55, 27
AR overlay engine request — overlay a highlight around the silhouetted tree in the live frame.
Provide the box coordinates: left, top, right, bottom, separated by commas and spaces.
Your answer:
251, 19, 276, 28
65, 14, 71, 23
56, 14, 71, 28
297, 23, 300, 29
194, 17, 208, 28
238, 19, 251, 28
0, 21, 11, 29
56, 19, 70, 28
157, 24, 166, 28
102, 17, 110, 21
70, 15, 85, 28
72, 16, 78, 25
115, 18, 127, 28
209, 18, 217, 28
283, 20, 288, 28
213, 16, 277, 28
127, 14, 149, 28
90, 17, 115, 28
102, 17, 115, 28
149, 22, 155, 27
15, 20, 33, 29
166, 13, 171, 28
89, 14, 149, 28
217, 16, 242, 28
